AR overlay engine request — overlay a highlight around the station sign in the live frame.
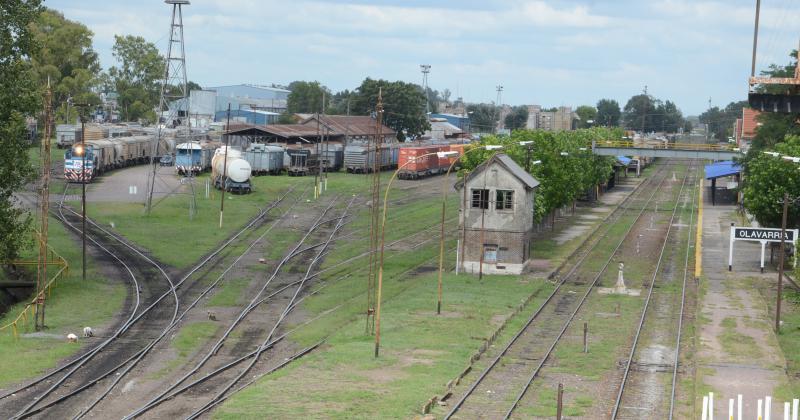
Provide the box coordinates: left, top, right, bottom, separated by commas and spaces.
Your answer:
729, 225, 798, 272
733, 227, 795, 243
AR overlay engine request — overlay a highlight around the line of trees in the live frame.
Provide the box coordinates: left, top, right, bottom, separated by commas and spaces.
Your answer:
459, 128, 619, 222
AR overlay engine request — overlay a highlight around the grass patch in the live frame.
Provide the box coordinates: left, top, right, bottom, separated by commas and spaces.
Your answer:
207, 277, 250, 307
214, 273, 552, 419
0, 216, 125, 387
173, 321, 218, 358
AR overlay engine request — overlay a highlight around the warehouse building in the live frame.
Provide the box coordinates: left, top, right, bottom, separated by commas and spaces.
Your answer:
456, 153, 540, 275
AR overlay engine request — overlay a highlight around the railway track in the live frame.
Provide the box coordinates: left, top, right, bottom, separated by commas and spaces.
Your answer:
122, 196, 354, 418
444, 161, 690, 419
611, 163, 699, 419
0, 185, 298, 419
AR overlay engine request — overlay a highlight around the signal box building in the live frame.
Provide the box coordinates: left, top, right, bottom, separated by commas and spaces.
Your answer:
455, 153, 540, 275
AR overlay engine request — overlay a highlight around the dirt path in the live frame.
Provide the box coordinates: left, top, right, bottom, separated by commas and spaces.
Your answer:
696, 194, 788, 417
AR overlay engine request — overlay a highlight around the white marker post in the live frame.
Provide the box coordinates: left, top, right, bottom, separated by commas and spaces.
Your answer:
792, 399, 798, 420
729, 223, 735, 271
738, 394, 743, 420
786, 402, 790, 420
729, 399, 734, 420
767, 396, 772, 420
702, 396, 709, 420
761, 240, 767, 273
760, 399, 764, 420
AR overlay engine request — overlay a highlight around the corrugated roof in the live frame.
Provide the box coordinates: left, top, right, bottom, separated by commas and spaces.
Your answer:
456, 153, 540, 190
705, 161, 741, 179
300, 115, 396, 137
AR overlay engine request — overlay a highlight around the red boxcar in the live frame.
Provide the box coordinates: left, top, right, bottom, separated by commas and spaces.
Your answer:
398, 146, 438, 179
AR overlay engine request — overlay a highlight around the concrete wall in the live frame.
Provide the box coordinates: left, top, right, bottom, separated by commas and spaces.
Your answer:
462, 161, 534, 232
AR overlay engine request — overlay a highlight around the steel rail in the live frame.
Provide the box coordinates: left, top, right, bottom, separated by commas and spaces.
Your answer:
9, 188, 146, 420
0, 186, 295, 405
444, 162, 677, 420
503, 165, 692, 420
610, 165, 695, 419
185, 197, 356, 419
668, 165, 699, 420
124, 197, 342, 419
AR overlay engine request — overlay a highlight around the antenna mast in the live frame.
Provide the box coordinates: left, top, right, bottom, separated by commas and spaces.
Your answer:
145, 0, 190, 215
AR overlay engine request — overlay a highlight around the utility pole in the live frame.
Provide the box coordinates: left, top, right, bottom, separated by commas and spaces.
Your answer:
751, 0, 762, 78
219, 104, 230, 228
36, 80, 53, 331
420, 64, 431, 117
707, 97, 712, 143
640, 85, 648, 136
80, 112, 87, 282
495, 85, 503, 134
777, 193, 790, 333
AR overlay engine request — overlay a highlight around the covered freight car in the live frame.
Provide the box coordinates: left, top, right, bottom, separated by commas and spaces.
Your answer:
344, 144, 399, 173
245, 143, 285, 175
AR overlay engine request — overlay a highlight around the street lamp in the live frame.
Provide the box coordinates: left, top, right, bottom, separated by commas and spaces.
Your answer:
436, 144, 503, 315
375, 150, 456, 357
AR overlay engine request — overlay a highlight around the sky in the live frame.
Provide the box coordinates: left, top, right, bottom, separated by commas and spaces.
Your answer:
45, 0, 800, 115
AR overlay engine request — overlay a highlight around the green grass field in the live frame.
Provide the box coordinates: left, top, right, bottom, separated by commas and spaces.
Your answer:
0, 216, 125, 387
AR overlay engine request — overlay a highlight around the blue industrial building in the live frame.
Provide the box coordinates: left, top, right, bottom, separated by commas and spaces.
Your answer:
430, 113, 471, 132
214, 109, 280, 125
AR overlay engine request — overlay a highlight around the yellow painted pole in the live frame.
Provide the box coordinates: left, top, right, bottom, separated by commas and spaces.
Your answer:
375, 152, 441, 357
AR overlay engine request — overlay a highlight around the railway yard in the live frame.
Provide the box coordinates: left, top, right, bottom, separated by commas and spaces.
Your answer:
2, 137, 789, 420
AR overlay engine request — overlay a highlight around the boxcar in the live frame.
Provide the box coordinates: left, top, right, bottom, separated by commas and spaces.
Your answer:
320, 143, 344, 172
245, 143, 285, 175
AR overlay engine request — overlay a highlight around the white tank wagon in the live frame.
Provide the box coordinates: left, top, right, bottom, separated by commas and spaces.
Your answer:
211, 146, 252, 194
245, 144, 285, 175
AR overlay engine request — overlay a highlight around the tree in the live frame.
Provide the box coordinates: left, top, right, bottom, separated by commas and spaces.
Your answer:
623, 94, 687, 133
596, 99, 621, 127
30, 9, 101, 123
327, 89, 354, 115
108, 35, 165, 123
575, 105, 597, 128
503, 106, 529, 131
0, 0, 41, 260
699, 100, 748, 141
466, 103, 498, 134
350, 78, 429, 141
286, 80, 329, 114
186, 81, 202, 92
742, 135, 800, 228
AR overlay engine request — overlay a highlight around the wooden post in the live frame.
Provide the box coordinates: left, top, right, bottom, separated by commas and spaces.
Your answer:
556, 383, 563, 420
583, 322, 588, 353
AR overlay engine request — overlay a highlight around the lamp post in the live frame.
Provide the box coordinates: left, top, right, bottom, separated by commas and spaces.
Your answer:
374, 150, 455, 357
436, 144, 503, 314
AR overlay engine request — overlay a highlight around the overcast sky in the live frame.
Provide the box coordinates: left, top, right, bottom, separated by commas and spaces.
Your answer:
46, 0, 800, 115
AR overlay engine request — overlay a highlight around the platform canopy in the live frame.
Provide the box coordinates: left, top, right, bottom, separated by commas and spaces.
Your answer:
705, 161, 742, 179
615, 156, 632, 166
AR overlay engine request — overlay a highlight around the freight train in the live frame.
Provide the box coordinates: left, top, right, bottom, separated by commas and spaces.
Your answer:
64, 135, 158, 183
397, 144, 467, 180
343, 144, 400, 173
175, 141, 219, 175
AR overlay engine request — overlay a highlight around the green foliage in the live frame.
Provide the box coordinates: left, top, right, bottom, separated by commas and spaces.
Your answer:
742, 135, 800, 228
623, 94, 687, 133
596, 99, 621, 126
466, 103, 498, 133
503, 105, 528, 131
458, 128, 619, 222
575, 105, 597, 128
0, 0, 40, 260
287, 80, 329, 114
108, 35, 164, 123
30, 9, 101, 123
350, 78, 430, 141
699, 101, 748, 142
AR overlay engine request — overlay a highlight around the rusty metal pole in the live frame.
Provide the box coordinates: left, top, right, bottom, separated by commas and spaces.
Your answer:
219, 104, 230, 228
583, 322, 588, 353
556, 383, 563, 420
81, 115, 87, 282
776, 193, 789, 333
751, 0, 761, 78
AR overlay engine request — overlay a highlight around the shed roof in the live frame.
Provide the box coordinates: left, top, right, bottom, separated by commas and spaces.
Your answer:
455, 153, 540, 190
615, 156, 632, 166
300, 115, 396, 137
705, 160, 742, 179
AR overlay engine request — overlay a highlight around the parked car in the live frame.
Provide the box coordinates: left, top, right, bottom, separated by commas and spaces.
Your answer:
159, 154, 174, 166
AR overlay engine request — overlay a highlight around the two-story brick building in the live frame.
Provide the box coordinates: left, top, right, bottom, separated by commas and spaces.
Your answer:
455, 153, 540, 275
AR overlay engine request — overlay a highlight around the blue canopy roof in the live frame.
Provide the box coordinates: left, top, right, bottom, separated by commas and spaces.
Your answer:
705, 161, 741, 179
616, 156, 632, 166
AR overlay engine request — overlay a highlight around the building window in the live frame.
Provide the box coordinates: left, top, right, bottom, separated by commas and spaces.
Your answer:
496, 190, 514, 210
471, 189, 489, 209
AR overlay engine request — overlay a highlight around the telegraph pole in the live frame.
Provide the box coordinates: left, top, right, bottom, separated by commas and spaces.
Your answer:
219, 104, 230, 228
420, 64, 431, 116
751, 0, 762, 78
776, 193, 790, 333
495, 85, 503, 134
640, 85, 648, 136
706, 97, 712, 143
36, 80, 54, 330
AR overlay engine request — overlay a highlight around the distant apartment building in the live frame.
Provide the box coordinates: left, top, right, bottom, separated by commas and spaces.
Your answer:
524, 105, 576, 131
